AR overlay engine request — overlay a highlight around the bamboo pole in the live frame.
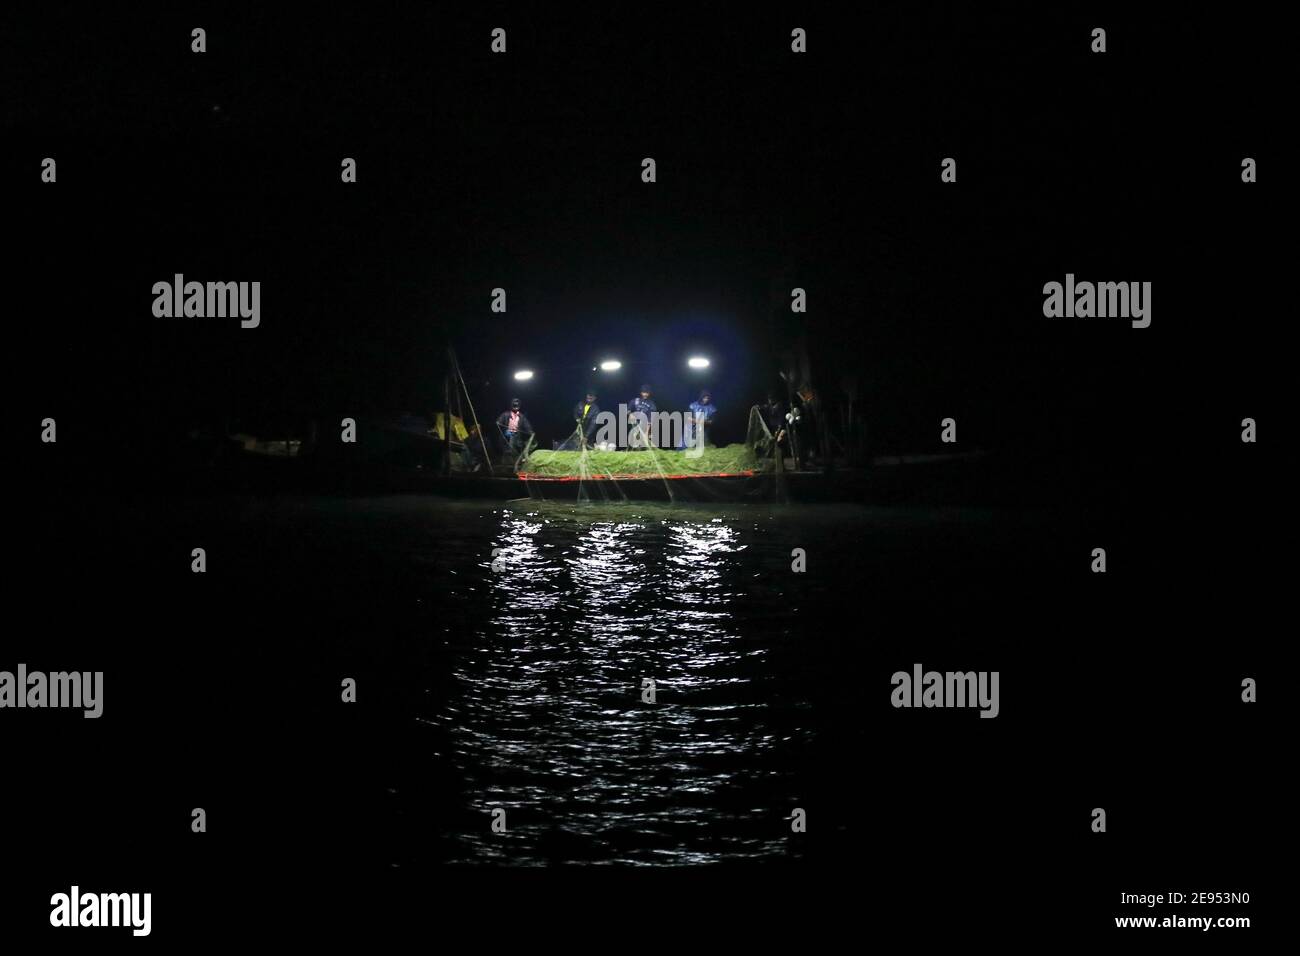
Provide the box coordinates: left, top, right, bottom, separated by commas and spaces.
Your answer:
450, 348, 493, 473
443, 371, 452, 475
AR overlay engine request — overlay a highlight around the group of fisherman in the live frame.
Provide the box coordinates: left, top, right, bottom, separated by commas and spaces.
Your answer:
451, 382, 816, 472
481, 385, 717, 462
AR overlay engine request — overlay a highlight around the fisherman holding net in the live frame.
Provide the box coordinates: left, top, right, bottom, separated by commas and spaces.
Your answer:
495, 397, 534, 456
628, 384, 656, 449
557, 391, 602, 451
681, 389, 716, 451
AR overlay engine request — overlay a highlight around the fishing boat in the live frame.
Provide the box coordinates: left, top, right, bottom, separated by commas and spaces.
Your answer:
177, 347, 995, 504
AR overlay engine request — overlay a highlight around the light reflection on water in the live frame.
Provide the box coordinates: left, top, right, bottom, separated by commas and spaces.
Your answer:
203, 494, 1017, 866
433, 501, 810, 865
159, 494, 1062, 866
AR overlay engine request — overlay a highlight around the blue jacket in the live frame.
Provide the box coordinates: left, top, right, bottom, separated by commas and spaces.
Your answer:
688, 400, 716, 422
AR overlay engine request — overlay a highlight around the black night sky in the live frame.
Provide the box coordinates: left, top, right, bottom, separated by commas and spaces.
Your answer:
13, 6, 1278, 474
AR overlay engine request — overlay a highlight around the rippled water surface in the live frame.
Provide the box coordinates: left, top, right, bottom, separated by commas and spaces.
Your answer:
180, 495, 1068, 866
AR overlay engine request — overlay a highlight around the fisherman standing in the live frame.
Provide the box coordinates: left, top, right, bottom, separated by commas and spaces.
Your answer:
628, 384, 657, 449
573, 390, 602, 448
683, 389, 717, 450
495, 397, 533, 455
760, 393, 787, 457
793, 383, 820, 465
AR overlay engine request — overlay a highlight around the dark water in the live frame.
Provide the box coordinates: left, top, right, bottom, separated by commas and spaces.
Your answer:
140, 495, 1091, 868
21, 486, 1276, 924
